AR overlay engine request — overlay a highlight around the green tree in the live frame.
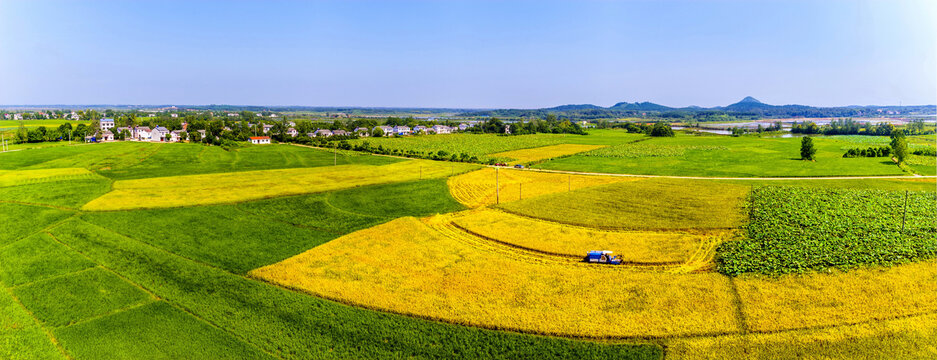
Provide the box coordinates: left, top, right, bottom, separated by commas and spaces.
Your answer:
15, 124, 28, 143
649, 122, 675, 137
890, 130, 908, 163
800, 136, 816, 160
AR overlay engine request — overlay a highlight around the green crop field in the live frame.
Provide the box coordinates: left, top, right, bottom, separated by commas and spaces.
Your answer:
717, 186, 937, 275
1, 133, 934, 359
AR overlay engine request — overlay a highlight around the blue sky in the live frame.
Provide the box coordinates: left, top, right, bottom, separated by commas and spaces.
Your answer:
0, 0, 934, 108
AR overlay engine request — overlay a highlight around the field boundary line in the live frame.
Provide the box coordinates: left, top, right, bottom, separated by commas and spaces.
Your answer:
495, 206, 738, 233
511, 166, 936, 180
448, 221, 686, 267
8, 265, 99, 291
0, 199, 77, 211
727, 277, 750, 334
2, 285, 73, 359
44, 230, 161, 301
46, 220, 286, 360
52, 299, 159, 330
0, 212, 81, 252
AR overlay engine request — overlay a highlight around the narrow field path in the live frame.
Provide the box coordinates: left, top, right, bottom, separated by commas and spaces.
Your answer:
499, 166, 937, 180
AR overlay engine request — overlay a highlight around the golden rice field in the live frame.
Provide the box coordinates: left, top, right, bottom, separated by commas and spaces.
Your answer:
447, 167, 636, 208
0, 167, 93, 187
82, 160, 480, 210
490, 144, 606, 164
735, 260, 937, 332
664, 312, 937, 359
449, 208, 718, 263
250, 217, 742, 338
251, 213, 936, 343
498, 178, 748, 230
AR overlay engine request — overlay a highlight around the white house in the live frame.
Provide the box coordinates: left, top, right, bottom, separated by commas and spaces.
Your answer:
458, 123, 471, 131
250, 136, 271, 144
151, 127, 170, 142
413, 125, 427, 134
135, 127, 152, 141
170, 130, 184, 142
287, 128, 299, 137
354, 127, 370, 136
373, 126, 394, 136
393, 126, 411, 136
100, 118, 115, 131
263, 124, 274, 133
431, 125, 451, 134
332, 129, 348, 136
227, 113, 239, 117
101, 130, 114, 141
13, 113, 22, 120
315, 129, 333, 137
171, 113, 179, 118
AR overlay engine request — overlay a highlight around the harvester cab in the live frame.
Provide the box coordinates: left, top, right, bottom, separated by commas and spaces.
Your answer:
584, 250, 622, 265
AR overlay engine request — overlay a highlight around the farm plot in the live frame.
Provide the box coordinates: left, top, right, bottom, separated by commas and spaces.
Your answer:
717, 187, 937, 275
0, 203, 74, 247
664, 312, 937, 360
251, 217, 742, 338
0, 285, 65, 359
0, 176, 111, 209
0, 168, 93, 187
449, 208, 715, 264
736, 260, 937, 332
498, 178, 748, 230
82, 159, 479, 210
447, 167, 635, 208
49, 219, 660, 359
490, 144, 605, 164
349, 133, 585, 162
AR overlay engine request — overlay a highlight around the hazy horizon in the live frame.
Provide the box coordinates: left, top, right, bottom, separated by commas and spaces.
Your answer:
1, 0, 934, 108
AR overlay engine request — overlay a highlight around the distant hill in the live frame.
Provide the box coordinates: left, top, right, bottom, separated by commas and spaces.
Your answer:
608, 101, 673, 112
458, 97, 936, 120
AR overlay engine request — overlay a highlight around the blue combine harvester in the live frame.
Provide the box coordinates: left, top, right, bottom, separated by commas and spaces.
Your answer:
583, 250, 622, 265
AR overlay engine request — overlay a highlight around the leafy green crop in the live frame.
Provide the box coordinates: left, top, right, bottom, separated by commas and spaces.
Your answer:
718, 186, 937, 275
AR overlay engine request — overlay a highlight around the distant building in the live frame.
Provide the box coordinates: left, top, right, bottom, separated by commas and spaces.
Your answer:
171, 113, 179, 118
101, 130, 114, 141
315, 129, 333, 137
135, 127, 152, 141
263, 124, 274, 133
170, 130, 184, 142
151, 127, 170, 142
287, 128, 299, 137
354, 127, 370, 136
373, 126, 394, 135
431, 125, 451, 134
250, 136, 271, 145
100, 118, 115, 131
332, 129, 348, 136
413, 125, 427, 134
393, 126, 411, 136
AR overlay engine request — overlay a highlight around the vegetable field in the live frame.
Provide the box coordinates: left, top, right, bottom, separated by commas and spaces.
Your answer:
717, 187, 937, 275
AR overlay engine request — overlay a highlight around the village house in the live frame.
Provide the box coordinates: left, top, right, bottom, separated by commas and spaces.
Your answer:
227, 113, 239, 117
263, 124, 274, 133
393, 126, 411, 136
332, 129, 348, 136
373, 125, 394, 135
431, 125, 451, 134
306, 132, 316, 138
13, 113, 22, 120
458, 123, 471, 131
413, 125, 427, 134
287, 128, 299, 137
151, 127, 170, 142
269, 113, 278, 118
287, 121, 296, 127
101, 130, 114, 141
315, 129, 333, 137
354, 127, 370, 136
250, 136, 271, 145
170, 130, 184, 142
100, 118, 115, 131
115, 127, 130, 139
135, 127, 152, 141
171, 113, 179, 118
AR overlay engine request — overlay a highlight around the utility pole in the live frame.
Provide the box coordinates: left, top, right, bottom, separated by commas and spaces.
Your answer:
333, 147, 337, 166
496, 167, 500, 205
900, 190, 908, 234
519, 182, 522, 200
